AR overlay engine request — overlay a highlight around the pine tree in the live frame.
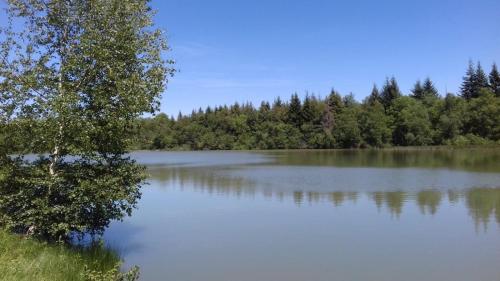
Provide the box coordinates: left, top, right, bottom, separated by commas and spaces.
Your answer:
273, 96, 283, 108
259, 101, 271, 122
461, 61, 477, 100
301, 95, 315, 124
343, 93, 357, 107
422, 77, 439, 98
380, 77, 401, 109
489, 63, 500, 97
367, 84, 381, 105
231, 102, 241, 114
411, 80, 424, 99
259, 101, 271, 112
327, 89, 343, 115
288, 93, 302, 126
475, 62, 489, 90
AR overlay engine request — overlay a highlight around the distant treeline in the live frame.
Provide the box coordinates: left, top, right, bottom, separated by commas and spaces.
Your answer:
132, 61, 500, 150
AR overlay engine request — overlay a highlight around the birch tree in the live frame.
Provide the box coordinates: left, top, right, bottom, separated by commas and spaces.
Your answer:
0, 0, 174, 240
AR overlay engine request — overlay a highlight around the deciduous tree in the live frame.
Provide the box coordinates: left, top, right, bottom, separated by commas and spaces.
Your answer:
0, 0, 174, 240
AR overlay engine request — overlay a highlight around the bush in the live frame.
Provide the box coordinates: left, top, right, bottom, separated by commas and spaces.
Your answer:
446, 134, 492, 146
0, 156, 144, 241
83, 265, 140, 281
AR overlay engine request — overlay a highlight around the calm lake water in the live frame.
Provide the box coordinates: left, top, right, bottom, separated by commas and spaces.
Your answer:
105, 149, 500, 281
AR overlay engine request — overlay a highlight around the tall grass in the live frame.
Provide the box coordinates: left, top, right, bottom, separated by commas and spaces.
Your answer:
0, 230, 124, 281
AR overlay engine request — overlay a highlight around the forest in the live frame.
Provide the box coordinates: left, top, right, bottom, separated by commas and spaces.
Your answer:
132, 61, 500, 150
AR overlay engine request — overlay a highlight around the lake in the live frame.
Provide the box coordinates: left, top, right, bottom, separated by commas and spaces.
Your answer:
105, 149, 500, 281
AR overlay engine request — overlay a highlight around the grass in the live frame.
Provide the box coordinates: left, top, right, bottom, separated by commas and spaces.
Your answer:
0, 230, 123, 281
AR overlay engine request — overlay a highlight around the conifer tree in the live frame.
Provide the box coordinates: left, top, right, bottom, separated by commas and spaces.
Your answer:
380, 77, 401, 109
411, 80, 424, 99
461, 61, 477, 100
343, 93, 358, 107
259, 101, 271, 122
301, 95, 315, 124
259, 101, 270, 112
475, 62, 489, 90
462, 61, 490, 99
367, 84, 381, 105
288, 93, 302, 126
273, 96, 283, 108
489, 63, 500, 97
231, 102, 241, 114
422, 77, 439, 98
128, 57, 500, 151
327, 89, 343, 115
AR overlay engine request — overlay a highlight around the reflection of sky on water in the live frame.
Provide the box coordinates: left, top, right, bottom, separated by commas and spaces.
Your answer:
103, 150, 500, 281
106, 185, 500, 281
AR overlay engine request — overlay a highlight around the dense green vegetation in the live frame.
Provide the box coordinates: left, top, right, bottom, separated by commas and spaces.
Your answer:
133, 61, 500, 150
0, 0, 172, 240
0, 0, 172, 279
0, 230, 139, 281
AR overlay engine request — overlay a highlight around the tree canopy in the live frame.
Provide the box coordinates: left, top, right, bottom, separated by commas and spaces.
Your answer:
132, 61, 500, 151
0, 0, 174, 240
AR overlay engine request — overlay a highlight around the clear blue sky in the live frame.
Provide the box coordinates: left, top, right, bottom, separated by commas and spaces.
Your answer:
1, 1, 499, 116
154, 0, 500, 116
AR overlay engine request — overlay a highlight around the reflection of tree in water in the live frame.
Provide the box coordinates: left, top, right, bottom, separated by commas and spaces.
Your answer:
270, 148, 500, 173
293, 191, 358, 206
291, 191, 353, 206
372, 192, 385, 210
293, 191, 304, 205
417, 190, 442, 215
447, 190, 462, 204
149, 166, 257, 197
289, 189, 500, 229
383, 192, 407, 217
329, 192, 345, 207
465, 188, 500, 230
369, 191, 409, 217
149, 166, 500, 229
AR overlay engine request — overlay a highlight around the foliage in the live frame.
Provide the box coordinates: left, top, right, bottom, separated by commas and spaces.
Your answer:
83, 265, 140, 281
131, 61, 499, 151
461, 60, 490, 100
489, 63, 500, 97
463, 88, 500, 140
445, 134, 493, 146
435, 93, 466, 142
0, 0, 173, 241
389, 97, 433, 146
0, 230, 137, 281
380, 77, 402, 109
0, 157, 145, 240
410, 80, 425, 100
359, 100, 392, 147
333, 106, 362, 148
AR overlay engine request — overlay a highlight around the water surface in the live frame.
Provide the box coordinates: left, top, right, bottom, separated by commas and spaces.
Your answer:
106, 149, 500, 281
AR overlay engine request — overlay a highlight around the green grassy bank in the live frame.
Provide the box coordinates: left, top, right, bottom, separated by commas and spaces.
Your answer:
0, 230, 137, 281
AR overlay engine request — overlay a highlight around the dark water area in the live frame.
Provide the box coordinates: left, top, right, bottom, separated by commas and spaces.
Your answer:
106, 149, 500, 281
